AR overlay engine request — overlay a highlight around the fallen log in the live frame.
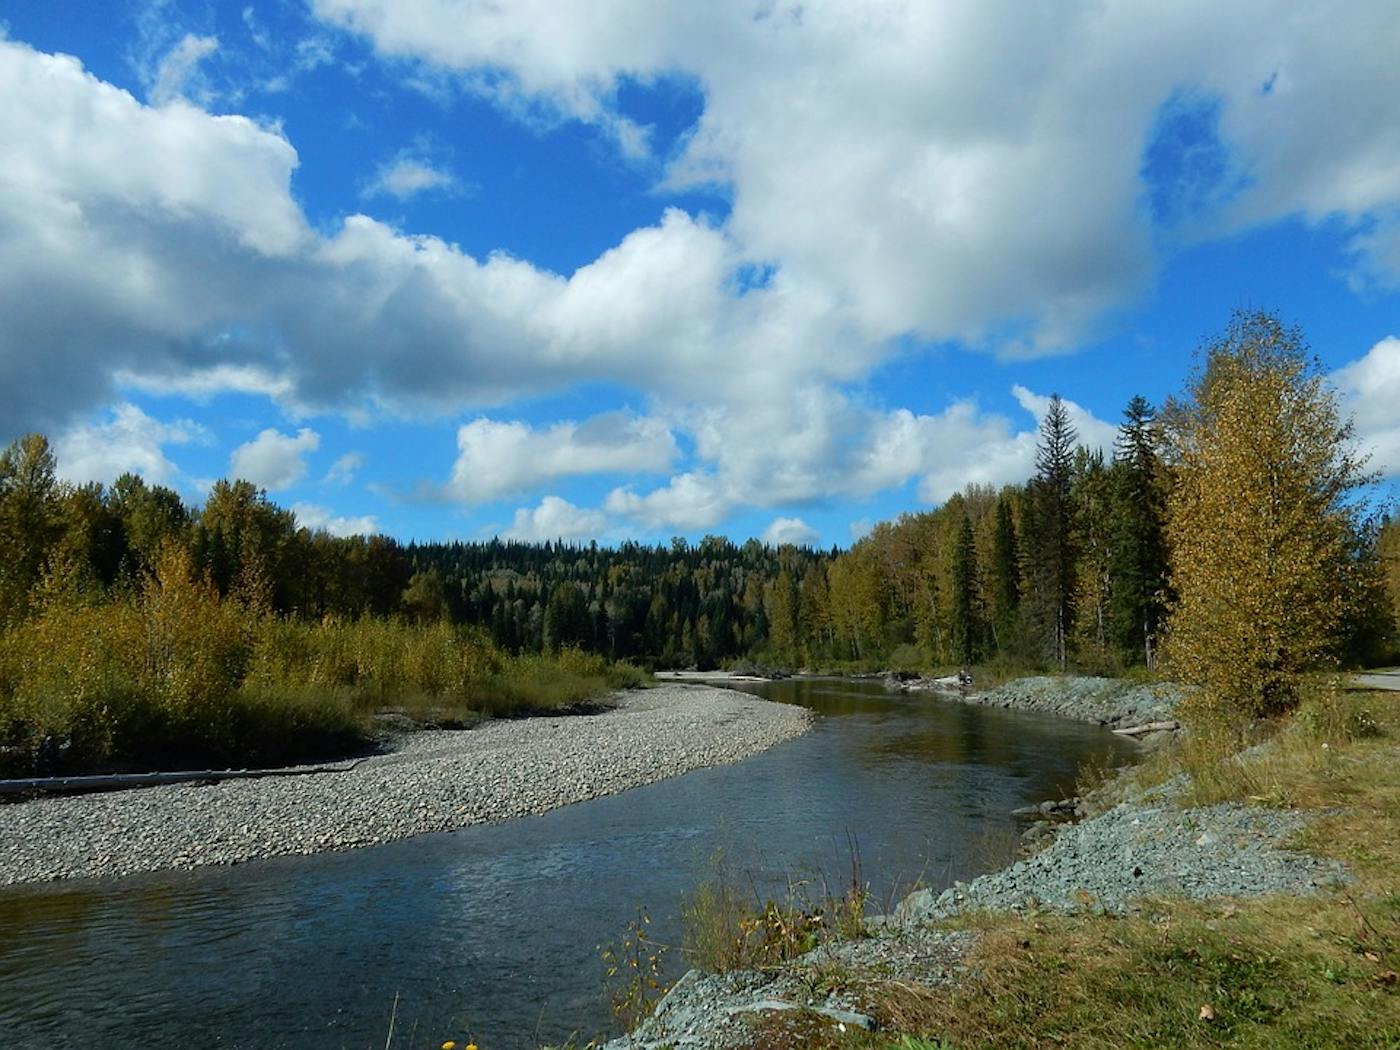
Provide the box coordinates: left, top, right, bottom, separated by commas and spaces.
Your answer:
1112, 719, 1179, 737
0, 759, 365, 798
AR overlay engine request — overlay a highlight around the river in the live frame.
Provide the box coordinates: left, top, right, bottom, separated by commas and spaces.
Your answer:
0, 678, 1135, 1049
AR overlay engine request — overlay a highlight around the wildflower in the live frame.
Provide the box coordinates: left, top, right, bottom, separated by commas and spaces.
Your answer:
441, 1043, 456, 1049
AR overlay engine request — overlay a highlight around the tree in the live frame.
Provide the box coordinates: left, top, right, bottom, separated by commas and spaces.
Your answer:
0, 433, 63, 622
948, 514, 981, 664
988, 494, 1021, 653
1107, 396, 1169, 667
1163, 311, 1377, 722
1024, 394, 1078, 669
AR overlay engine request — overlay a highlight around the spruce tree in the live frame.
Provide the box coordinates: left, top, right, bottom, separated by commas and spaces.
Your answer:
1107, 395, 1169, 667
948, 514, 981, 664
989, 494, 1021, 654
1025, 394, 1078, 669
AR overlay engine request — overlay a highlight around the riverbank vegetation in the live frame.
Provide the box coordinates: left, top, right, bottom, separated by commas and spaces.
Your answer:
595, 313, 1400, 1046
0, 309, 1395, 770
0, 537, 644, 776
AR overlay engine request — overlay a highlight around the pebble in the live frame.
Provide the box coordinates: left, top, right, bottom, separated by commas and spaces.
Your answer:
0, 684, 811, 886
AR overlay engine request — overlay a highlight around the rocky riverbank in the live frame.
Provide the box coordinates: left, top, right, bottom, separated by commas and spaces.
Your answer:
899, 673, 1179, 725
0, 684, 810, 886
601, 698, 1355, 1049
603, 786, 1348, 1049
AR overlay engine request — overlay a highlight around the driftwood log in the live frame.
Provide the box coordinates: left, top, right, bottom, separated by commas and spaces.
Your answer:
0, 760, 365, 798
1112, 719, 1179, 737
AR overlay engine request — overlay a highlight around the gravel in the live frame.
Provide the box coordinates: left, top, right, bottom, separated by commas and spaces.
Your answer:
600, 927, 974, 1050
961, 675, 1182, 728
0, 684, 810, 886
897, 788, 1348, 921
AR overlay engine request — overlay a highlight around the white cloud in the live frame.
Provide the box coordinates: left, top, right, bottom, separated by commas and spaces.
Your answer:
115, 363, 296, 404
762, 516, 819, 547
291, 501, 378, 537
503, 495, 609, 542
323, 451, 365, 486
606, 471, 731, 531
8, 17, 1400, 537
1010, 386, 1120, 459
1333, 335, 1400, 477
313, 1, 1400, 348
449, 412, 677, 503
848, 518, 873, 542
230, 427, 321, 490
53, 403, 202, 486
148, 33, 219, 106
364, 155, 461, 200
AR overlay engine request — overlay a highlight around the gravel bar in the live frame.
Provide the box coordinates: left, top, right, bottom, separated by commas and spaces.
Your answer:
0, 684, 810, 886
897, 789, 1348, 921
964, 675, 1181, 727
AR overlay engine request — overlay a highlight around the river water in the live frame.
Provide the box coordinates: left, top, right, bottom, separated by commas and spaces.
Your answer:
0, 678, 1134, 1049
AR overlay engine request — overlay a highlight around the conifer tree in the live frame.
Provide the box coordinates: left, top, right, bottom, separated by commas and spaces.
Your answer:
948, 514, 981, 664
988, 494, 1021, 654
1025, 395, 1078, 668
1107, 395, 1169, 667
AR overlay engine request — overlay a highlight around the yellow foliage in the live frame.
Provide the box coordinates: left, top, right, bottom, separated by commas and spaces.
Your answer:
1163, 312, 1373, 724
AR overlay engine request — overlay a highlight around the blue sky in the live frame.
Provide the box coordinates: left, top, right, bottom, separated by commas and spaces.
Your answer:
3, 1, 1399, 547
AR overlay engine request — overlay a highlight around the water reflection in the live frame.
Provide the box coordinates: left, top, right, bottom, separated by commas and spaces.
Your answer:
0, 678, 1134, 1049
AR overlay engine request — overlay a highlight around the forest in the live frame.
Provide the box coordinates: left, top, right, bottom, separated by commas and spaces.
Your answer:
1, 312, 1398, 773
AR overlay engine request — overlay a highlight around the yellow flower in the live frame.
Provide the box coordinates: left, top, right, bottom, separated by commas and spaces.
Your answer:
467, 1044, 479, 1050
441, 1042, 456, 1050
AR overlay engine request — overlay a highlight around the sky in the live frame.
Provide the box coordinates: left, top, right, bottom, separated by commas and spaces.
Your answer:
2, 1, 1400, 548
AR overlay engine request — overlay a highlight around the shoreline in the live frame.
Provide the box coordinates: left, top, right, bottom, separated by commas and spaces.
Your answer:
0, 684, 811, 887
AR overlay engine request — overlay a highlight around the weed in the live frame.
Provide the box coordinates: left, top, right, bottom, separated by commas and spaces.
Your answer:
599, 907, 669, 1030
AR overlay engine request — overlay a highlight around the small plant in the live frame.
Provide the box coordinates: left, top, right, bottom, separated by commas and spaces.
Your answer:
599, 907, 669, 1030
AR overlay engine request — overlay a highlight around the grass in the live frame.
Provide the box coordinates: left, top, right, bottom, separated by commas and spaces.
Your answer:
799, 680, 1400, 1049
679, 848, 871, 975
638, 679, 1399, 1049
0, 548, 649, 776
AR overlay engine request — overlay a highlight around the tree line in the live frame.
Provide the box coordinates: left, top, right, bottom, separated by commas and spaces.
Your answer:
2, 311, 1397, 695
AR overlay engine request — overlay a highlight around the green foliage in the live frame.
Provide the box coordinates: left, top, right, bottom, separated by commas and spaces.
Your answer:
948, 515, 981, 665
1107, 395, 1170, 667
1025, 394, 1078, 669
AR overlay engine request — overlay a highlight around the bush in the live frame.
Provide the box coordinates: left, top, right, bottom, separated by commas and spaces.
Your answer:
0, 557, 641, 774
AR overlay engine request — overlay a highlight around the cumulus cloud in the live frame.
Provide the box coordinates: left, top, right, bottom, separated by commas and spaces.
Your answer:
503, 495, 609, 542
363, 154, 462, 200
230, 427, 321, 490
762, 517, 819, 547
450, 412, 677, 503
313, 0, 1400, 347
291, 501, 378, 537
601, 384, 1119, 529
1333, 335, 1400, 476
53, 403, 202, 486
9, 14, 1400, 536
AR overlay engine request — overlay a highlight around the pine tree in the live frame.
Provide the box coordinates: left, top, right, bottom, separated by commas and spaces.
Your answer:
1025, 394, 1078, 669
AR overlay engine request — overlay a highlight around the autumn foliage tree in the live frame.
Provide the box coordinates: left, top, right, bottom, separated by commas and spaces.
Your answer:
1162, 312, 1377, 723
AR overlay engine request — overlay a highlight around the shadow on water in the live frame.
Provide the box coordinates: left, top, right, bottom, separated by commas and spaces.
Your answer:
0, 677, 1135, 1049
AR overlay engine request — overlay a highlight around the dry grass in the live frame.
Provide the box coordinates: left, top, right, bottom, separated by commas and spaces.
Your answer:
831, 682, 1400, 1049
